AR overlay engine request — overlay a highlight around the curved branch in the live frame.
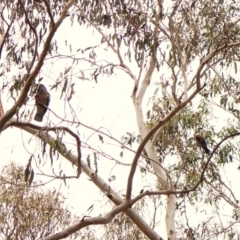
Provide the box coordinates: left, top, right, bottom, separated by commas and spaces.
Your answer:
6, 121, 82, 177
153, 41, 240, 145
129, 2, 162, 199
194, 41, 240, 89
126, 81, 206, 200
46, 128, 240, 240
45, 201, 130, 240
0, 0, 75, 133
129, 131, 240, 204
4, 118, 163, 240
48, 105, 163, 167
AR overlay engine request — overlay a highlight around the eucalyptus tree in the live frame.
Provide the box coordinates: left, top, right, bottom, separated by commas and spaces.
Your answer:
0, 0, 240, 239
0, 163, 83, 239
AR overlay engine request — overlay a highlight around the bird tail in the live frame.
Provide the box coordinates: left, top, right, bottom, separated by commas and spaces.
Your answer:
203, 146, 210, 154
34, 113, 43, 122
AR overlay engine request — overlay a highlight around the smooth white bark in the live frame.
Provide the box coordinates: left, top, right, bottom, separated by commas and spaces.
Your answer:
5, 118, 163, 240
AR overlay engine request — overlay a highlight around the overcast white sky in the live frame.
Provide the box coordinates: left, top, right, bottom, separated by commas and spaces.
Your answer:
0, 13, 240, 239
0, 16, 162, 233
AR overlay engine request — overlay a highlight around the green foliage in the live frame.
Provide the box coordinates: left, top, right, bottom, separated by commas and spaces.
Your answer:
2, 0, 240, 239
0, 163, 80, 239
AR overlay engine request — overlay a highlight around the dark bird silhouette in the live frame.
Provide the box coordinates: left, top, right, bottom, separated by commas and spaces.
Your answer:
194, 133, 210, 154
34, 84, 50, 122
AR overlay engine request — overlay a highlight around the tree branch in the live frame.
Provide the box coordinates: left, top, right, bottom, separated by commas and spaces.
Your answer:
6, 121, 82, 177
4, 118, 163, 240
0, 4, 18, 58
43, 0, 55, 25
45, 201, 130, 240
0, 0, 75, 133
46, 128, 240, 239
18, 0, 39, 74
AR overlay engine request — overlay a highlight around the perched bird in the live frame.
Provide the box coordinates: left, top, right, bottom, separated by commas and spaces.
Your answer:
194, 133, 210, 154
34, 84, 50, 122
